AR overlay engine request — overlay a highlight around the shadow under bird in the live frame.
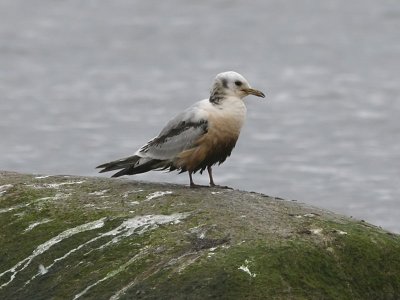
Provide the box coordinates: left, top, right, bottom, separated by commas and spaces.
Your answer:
97, 71, 266, 187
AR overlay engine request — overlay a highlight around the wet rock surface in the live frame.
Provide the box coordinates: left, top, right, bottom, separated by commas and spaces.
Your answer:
0, 171, 399, 299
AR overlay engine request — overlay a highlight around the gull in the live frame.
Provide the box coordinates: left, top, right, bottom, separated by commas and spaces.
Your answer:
97, 71, 265, 187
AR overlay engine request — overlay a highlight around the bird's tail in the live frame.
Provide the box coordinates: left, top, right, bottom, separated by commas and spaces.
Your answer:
96, 156, 167, 177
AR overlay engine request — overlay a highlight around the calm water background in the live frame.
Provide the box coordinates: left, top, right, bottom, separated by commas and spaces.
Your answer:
1, 0, 399, 232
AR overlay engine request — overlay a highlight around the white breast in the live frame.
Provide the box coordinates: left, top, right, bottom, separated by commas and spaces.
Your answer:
206, 97, 247, 135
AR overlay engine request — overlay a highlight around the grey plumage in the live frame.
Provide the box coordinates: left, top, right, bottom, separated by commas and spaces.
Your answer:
97, 104, 208, 177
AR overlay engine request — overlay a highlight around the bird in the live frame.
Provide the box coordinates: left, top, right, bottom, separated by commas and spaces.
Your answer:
96, 71, 265, 187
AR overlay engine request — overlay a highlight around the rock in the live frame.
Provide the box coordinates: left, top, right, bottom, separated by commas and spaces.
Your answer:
0, 171, 399, 299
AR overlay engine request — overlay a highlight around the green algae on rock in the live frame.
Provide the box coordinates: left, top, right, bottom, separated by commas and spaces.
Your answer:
0, 171, 399, 299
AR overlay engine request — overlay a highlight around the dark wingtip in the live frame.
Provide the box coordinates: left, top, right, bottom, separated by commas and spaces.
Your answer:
96, 163, 107, 169
111, 169, 126, 177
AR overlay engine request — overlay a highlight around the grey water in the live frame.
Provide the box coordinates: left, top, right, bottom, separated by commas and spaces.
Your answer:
1, 0, 399, 233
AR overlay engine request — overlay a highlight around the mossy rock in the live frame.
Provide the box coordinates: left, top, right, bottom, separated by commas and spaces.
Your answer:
0, 171, 399, 299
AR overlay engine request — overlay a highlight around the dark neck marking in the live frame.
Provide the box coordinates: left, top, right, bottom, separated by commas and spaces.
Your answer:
209, 94, 225, 104
209, 82, 227, 105
221, 78, 228, 88
210, 84, 228, 104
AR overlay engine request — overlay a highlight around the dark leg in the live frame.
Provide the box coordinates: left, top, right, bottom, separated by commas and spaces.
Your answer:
189, 171, 209, 188
189, 171, 196, 188
207, 166, 216, 187
207, 166, 232, 189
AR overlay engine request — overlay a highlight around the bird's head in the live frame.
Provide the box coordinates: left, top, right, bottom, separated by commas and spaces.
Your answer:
210, 71, 265, 103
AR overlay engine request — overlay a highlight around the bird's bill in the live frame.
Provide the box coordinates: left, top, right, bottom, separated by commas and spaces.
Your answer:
242, 88, 265, 98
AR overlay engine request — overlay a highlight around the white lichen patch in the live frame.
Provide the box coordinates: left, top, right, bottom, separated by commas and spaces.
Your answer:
19, 212, 191, 292
73, 213, 190, 299
0, 203, 30, 214
122, 189, 144, 198
145, 191, 173, 201
304, 213, 318, 218
167, 252, 201, 274
294, 213, 319, 219
53, 193, 71, 200
310, 228, 323, 235
38, 264, 48, 275
74, 249, 149, 300
207, 247, 218, 258
23, 213, 190, 289
23, 219, 52, 233
95, 213, 189, 250
0, 218, 106, 289
35, 193, 71, 203
88, 189, 109, 196
333, 229, 348, 235
177, 255, 201, 273
13, 211, 26, 218
0, 184, 13, 196
188, 225, 208, 239
238, 259, 257, 278
45, 181, 85, 188
27, 181, 85, 189
326, 247, 335, 254
34, 175, 51, 179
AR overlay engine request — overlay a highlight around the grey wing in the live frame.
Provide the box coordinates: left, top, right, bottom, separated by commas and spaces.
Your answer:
137, 110, 208, 160
96, 101, 209, 176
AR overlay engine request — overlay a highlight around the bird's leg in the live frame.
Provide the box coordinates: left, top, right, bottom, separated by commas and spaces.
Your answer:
207, 166, 232, 189
189, 171, 208, 188
189, 171, 205, 188
189, 171, 196, 187
207, 166, 216, 187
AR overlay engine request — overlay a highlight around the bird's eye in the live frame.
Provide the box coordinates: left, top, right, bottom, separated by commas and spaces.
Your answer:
234, 81, 242, 86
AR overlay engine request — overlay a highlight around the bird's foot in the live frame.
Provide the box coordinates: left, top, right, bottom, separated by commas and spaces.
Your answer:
190, 183, 210, 188
209, 183, 233, 189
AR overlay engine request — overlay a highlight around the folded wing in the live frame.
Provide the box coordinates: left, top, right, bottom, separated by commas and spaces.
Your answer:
97, 106, 208, 177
